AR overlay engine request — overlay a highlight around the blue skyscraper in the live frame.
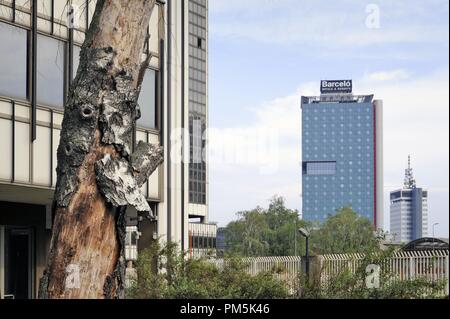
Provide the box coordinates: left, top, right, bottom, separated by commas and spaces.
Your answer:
301, 80, 384, 229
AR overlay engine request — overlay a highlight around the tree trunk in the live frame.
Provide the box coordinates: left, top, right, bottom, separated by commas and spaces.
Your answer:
39, 0, 163, 299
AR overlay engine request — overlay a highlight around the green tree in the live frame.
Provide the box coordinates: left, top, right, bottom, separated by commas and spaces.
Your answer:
310, 207, 382, 255
225, 207, 270, 256
224, 200, 386, 257
265, 197, 307, 256
225, 196, 309, 257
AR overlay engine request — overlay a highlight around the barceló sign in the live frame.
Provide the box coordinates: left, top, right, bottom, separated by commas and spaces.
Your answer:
321, 80, 353, 94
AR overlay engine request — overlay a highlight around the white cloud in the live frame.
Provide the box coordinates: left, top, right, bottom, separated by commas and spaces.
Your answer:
363, 69, 412, 82
208, 88, 302, 173
210, 0, 296, 14
210, 0, 449, 48
209, 87, 304, 224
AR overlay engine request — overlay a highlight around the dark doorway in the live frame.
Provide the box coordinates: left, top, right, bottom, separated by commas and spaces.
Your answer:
5, 228, 33, 299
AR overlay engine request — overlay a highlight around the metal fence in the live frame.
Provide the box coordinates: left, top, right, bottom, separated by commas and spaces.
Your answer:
210, 256, 302, 293
211, 250, 449, 296
320, 250, 449, 295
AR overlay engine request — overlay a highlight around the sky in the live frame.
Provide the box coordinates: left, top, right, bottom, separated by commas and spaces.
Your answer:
207, 0, 449, 237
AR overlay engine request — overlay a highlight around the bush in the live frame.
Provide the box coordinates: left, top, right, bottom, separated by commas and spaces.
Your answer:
127, 241, 289, 299
296, 248, 447, 299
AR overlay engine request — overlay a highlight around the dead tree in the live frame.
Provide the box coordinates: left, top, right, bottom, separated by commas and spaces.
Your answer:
39, 0, 163, 299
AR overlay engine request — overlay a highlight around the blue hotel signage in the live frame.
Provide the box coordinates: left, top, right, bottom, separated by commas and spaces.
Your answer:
321, 80, 353, 94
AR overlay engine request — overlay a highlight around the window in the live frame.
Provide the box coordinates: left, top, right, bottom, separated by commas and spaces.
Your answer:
303, 162, 336, 176
37, 35, 65, 108
188, 1, 208, 206
38, 0, 53, 17
192, 235, 216, 250
73, 45, 82, 79
189, 115, 207, 205
0, 23, 28, 100
137, 69, 157, 129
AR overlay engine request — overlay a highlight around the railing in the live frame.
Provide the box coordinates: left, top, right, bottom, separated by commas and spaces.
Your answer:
210, 256, 302, 294
211, 250, 449, 296
319, 250, 449, 295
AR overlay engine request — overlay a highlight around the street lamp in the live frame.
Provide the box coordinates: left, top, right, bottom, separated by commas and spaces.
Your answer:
298, 227, 310, 238
298, 228, 310, 279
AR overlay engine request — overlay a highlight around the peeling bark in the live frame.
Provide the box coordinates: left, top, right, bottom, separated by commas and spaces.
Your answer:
132, 141, 165, 188
39, 0, 161, 299
95, 145, 163, 213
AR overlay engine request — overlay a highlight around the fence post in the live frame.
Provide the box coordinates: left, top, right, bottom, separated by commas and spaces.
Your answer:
409, 257, 415, 280
445, 256, 449, 296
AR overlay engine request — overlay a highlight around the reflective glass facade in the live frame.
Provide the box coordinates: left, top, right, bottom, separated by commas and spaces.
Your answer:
0, 0, 157, 126
302, 98, 376, 223
188, 0, 207, 205
137, 69, 156, 129
0, 22, 28, 100
37, 34, 65, 108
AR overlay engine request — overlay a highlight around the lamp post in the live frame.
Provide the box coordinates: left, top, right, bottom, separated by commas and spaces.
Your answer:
298, 227, 310, 279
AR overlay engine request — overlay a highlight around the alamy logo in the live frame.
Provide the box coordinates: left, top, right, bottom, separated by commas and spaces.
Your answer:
65, 264, 81, 289
67, 5, 80, 29
365, 264, 381, 289
366, 4, 381, 29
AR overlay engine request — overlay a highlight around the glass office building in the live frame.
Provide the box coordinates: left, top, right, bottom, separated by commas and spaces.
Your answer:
390, 157, 428, 243
301, 88, 384, 229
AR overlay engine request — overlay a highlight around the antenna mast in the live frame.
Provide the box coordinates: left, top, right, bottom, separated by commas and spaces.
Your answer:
404, 155, 416, 189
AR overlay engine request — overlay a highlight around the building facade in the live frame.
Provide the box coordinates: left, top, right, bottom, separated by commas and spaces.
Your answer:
390, 157, 428, 243
0, 0, 214, 299
216, 227, 227, 256
301, 81, 384, 229
188, 222, 217, 258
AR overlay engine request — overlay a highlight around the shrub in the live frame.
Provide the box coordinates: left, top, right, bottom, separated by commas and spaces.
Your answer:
296, 248, 447, 299
127, 241, 289, 299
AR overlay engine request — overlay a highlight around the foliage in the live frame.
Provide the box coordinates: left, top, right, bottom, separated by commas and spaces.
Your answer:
224, 198, 384, 257
225, 207, 271, 256
128, 200, 446, 300
126, 241, 289, 299
225, 196, 309, 256
310, 206, 385, 255
297, 247, 447, 299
